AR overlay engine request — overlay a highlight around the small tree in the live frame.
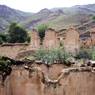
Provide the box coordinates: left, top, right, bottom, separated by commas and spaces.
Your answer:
0, 37, 3, 44
8, 22, 30, 43
92, 16, 95, 20
37, 24, 48, 45
0, 33, 7, 42
0, 33, 9, 44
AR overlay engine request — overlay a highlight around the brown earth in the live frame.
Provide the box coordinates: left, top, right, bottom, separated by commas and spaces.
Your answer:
0, 63, 95, 95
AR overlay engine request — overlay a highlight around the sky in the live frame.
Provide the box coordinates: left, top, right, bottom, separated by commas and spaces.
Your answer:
0, 0, 95, 12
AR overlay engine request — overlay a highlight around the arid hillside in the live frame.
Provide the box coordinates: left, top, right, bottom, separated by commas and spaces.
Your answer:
0, 4, 95, 32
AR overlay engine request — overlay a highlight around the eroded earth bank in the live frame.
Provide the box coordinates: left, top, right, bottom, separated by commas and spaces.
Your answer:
0, 63, 95, 95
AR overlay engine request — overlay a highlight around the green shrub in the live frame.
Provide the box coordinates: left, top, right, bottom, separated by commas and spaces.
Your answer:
0, 33, 9, 44
8, 22, 30, 43
0, 37, 3, 44
34, 47, 71, 64
0, 33, 6, 42
0, 56, 12, 72
92, 16, 95, 20
34, 48, 47, 60
0, 23, 31, 44
76, 48, 92, 59
27, 36, 31, 43
0, 56, 12, 84
76, 47, 95, 60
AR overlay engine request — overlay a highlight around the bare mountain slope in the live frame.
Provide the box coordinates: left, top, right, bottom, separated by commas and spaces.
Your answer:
0, 4, 95, 32
0, 5, 33, 32
22, 4, 95, 30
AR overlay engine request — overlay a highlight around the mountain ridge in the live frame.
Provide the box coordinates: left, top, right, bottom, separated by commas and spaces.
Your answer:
0, 4, 95, 32
0, 5, 33, 31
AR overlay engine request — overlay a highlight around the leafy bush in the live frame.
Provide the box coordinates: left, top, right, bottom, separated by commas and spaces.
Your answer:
0, 33, 9, 44
0, 23, 31, 44
0, 56, 12, 70
92, 16, 95, 20
75, 47, 95, 61
0, 56, 12, 84
0, 33, 7, 42
34, 47, 71, 64
0, 37, 3, 44
26, 36, 31, 43
34, 48, 47, 60
76, 48, 92, 59
8, 22, 30, 43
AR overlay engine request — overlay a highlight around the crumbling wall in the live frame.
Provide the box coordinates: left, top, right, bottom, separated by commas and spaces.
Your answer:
0, 64, 95, 95
0, 45, 29, 59
64, 27, 80, 54
43, 29, 59, 48
0, 44, 36, 59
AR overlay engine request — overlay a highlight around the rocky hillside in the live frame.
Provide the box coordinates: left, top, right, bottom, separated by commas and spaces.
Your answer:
22, 4, 95, 30
0, 5, 33, 32
0, 4, 95, 32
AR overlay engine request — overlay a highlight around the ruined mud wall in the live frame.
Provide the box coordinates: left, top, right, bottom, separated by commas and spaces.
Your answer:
0, 44, 35, 59
0, 64, 95, 95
